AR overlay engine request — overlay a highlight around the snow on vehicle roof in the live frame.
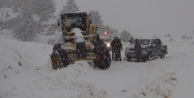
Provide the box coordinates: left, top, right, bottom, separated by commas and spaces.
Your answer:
71, 28, 85, 42
100, 36, 111, 38
63, 12, 87, 14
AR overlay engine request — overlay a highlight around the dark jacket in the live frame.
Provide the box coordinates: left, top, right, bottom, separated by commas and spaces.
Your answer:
111, 38, 122, 50
134, 39, 141, 54
129, 37, 135, 44
111, 39, 116, 51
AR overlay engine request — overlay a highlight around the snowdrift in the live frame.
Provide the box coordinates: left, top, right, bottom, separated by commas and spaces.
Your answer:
0, 38, 107, 98
0, 36, 194, 98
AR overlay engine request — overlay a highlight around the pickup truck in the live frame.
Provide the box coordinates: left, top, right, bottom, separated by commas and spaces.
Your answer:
124, 38, 168, 62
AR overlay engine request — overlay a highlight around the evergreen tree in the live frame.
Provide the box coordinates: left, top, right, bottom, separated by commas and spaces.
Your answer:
1, 0, 56, 41
0, 0, 21, 8
2, 0, 55, 22
32, 0, 55, 22
60, 0, 79, 14
47, 23, 58, 35
0, 0, 6, 8
11, 0, 54, 41
119, 30, 132, 42
6, 11, 10, 17
13, 16, 41, 41
0, 0, 11, 8
165, 33, 172, 37
89, 10, 104, 34
103, 25, 118, 39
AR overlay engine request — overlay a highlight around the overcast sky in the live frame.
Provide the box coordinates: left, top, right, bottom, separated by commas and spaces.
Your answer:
55, 0, 194, 37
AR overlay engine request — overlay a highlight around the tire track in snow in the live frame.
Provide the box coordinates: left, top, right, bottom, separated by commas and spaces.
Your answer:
126, 58, 178, 98
4, 61, 108, 98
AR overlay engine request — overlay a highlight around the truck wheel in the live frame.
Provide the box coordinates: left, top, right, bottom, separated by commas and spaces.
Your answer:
137, 57, 140, 62
160, 51, 165, 59
142, 57, 147, 62
53, 43, 62, 51
147, 52, 152, 61
93, 50, 111, 70
127, 57, 131, 61
51, 48, 69, 69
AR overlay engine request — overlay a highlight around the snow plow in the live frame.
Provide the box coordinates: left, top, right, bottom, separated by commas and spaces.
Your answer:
50, 12, 111, 70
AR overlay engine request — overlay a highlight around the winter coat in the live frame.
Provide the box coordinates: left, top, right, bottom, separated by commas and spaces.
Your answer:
134, 39, 141, 54
111, 39, 116, 51
129, 38, 135, 45
111, 39, 122, 50
115, 39, 122, 49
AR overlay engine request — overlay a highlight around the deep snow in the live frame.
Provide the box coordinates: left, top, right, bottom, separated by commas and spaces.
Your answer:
0, 36, 194, 98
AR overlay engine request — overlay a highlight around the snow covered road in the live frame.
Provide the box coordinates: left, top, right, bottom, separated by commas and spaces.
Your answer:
0, 37, 194, 98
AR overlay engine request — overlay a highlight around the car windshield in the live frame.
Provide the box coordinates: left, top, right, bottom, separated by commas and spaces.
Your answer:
140, 39, 150, 45
66, 17, 82, 27
101, 37, 111, 42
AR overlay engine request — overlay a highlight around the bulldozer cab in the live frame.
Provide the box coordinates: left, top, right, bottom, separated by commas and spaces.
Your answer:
61, 12, 88, 32
60, 12, 97, 43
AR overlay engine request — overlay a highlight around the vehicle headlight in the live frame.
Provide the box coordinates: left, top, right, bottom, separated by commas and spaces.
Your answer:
107, 43, 110, 47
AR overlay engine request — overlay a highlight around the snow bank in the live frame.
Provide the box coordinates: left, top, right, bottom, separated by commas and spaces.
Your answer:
0, 38, 53, 97
2, 60, 108, 98
0, 38, 108, 98
1, 36, 194, 98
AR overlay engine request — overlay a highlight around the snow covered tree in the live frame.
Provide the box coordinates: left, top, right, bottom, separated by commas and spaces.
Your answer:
165, 33, 172, 37
169, 38, 174, 42
6, 11, 10, 17
11, 0, 40, 41
12, 16, 42, 41
1, 0, 56, 41
0, 0, 11, 8
102, 25, 118, 39
47, 23, 58, 35
32, 0, 55, 22
60, 0, 79, 14
89, 10, 118, 39
0, 0, 22, 9
89, 10, 104, 33
47, 38, 55, 45
2, 0, 55, 22
119, 30, 132, 42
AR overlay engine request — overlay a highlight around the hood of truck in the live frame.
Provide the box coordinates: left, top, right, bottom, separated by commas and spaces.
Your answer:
127, 44, 149, 49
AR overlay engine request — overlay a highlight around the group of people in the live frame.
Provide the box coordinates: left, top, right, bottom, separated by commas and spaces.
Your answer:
110, 37, 142, 62
110, 37, 123, 61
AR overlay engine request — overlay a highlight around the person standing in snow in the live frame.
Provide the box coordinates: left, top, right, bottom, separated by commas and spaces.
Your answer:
110, 37, 117, 61
114, 38, 123, 61
134, 39, 141, 62
129, 37, 135, 45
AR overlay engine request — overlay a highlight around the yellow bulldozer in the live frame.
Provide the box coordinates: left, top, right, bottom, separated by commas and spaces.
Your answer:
50, 12, 111, 70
